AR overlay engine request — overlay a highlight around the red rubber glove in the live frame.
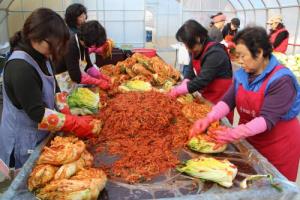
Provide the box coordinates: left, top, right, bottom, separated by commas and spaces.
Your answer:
98, 79, 110, 90
38, 108, 102, 138
61, 115, 99, 138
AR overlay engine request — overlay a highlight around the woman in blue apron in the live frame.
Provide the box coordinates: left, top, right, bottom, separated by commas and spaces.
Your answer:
0, 8, 101, 169
55, 20, 111, 93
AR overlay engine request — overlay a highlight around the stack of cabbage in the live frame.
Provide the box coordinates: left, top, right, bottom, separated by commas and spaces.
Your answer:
68, 88, 100, 115
273, 52, 300, 82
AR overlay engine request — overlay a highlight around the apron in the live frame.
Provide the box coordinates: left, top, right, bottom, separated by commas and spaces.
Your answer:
192, 41, 232, 104
0, 51, 56, 168
236, 65, 300, 181
270, 28, 289, 54
192, 42, 233, 122
56, 34, 87, 92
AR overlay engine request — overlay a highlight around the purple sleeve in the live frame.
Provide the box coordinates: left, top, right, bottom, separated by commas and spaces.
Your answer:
260, 76, 297, 130
221, 84, 236, 110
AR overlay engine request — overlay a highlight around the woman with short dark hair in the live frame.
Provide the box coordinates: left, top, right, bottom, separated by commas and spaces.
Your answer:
169, 19, 232, 107
0, 8, 101, 169
190, 26, 300, 181
65, 3, 87, 34
222, 18, 240, 42
56, 20, 111, 92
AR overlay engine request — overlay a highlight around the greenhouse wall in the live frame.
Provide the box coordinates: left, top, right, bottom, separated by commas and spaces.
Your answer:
1, 0, 300, 54
5, 0, 145, 48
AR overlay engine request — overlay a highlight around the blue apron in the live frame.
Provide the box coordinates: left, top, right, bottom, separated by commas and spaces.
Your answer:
0, 50, 55, 168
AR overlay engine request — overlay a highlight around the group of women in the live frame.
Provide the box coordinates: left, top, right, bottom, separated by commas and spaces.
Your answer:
0, 4, 110, 169
169, 16, 299, 181
0, 5, 299, 182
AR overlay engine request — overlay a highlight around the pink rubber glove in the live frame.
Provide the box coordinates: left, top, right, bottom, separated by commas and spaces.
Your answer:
87, 65, 101, 79
80, 73, 110, 90
87, 65, 111, 82
168, 79, 190, 98
189, 101, 230, 138
213, 116, 267, 144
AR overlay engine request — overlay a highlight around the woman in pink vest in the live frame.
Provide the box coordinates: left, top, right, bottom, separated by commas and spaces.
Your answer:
267, 15, 289, 54
190, 26, 300, 181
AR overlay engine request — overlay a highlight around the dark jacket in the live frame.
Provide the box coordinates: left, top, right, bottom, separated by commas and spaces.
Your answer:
185, 40, 232, 93
55, 35, 93, 83
222, 23, 237, 38
4, 39, 60, 123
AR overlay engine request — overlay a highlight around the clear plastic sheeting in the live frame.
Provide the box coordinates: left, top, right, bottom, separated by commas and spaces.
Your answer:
2, 120, 300, 200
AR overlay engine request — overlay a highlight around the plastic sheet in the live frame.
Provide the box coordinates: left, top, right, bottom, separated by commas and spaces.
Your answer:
2, 96, 300, 200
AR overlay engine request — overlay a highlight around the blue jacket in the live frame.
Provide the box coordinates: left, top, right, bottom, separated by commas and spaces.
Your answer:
234, 55, 300, 120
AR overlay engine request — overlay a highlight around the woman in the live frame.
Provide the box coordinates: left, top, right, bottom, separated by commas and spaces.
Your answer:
0, 8, 101, 169
208, 12, 226, 43
190, 26, 300, 181
169, 20, 232, 105
222, 18, 240, 42
55, 20, 111, 92
268, 15, 289, 54
65, 3, 87, 34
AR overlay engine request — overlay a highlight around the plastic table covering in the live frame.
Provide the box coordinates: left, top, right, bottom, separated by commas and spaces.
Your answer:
1, 91, 300, 200
2, 121, 300, 200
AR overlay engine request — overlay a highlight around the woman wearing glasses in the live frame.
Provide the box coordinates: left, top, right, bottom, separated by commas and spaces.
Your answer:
0, 8, 101, 169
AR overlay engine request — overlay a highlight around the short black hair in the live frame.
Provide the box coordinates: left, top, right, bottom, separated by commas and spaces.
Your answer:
176, 19, 208, 49
234, 26, 272, 59
231, 18, 240, 27
65, 3, 87, 29
78, 20, 107, 47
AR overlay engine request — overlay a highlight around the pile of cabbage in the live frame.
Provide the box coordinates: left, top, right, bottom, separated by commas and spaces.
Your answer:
273, 52, 300, 82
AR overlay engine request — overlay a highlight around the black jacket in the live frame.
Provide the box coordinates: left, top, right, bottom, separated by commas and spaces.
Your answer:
222, 23, 237, 38
185, 40, 232, 93
55, 35, 93, 83
4, 39, 60, 123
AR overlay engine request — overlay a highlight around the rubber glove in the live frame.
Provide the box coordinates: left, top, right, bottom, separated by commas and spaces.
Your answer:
55, 92, 71, 114
189, 101, 230, 138
80, 73, 110, 90
86, 65, 111, 82
212, 116, 267, 144
168, 79, 190, 98
38, 108, 102, 138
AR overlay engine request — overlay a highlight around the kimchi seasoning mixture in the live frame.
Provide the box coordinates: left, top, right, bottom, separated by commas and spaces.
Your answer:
88, 91, 192, 183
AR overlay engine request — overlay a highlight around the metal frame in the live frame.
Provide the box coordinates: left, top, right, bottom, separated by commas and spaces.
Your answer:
2, 0, 300, 53
293, 0, 300, 54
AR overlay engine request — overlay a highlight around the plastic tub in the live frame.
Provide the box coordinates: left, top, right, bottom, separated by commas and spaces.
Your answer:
132, 48, 156, 58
